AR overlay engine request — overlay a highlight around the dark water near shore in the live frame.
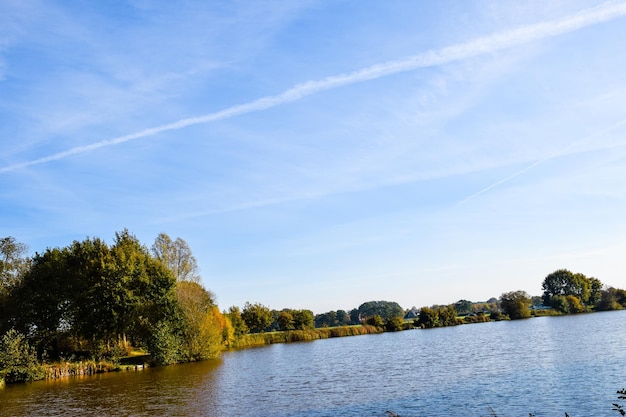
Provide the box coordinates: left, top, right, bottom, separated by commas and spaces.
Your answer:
2, 311, 626, 416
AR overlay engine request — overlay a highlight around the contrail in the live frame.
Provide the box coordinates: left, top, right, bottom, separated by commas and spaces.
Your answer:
3, 1, 626, 174
456, 117, 626, 206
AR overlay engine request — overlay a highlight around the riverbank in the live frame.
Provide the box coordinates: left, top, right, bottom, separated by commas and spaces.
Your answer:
230, 324, 384, 348
0, 308, 587, 386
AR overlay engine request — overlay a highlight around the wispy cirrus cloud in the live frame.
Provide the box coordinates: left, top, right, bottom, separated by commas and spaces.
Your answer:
2, 1, 626, 175
456, 116, 626, 206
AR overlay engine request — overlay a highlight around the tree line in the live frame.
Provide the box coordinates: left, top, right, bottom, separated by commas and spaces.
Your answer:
3, 231, 626, 384
411, 269, 626, 328
0, 232, 229, 384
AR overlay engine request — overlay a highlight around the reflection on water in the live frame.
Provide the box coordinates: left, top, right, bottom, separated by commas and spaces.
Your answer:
1, 311, 625, 417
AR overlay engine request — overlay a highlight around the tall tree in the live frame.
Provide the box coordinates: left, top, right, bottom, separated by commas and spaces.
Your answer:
0, 237, 30, 334
0, 237, 30, 291
176, 281, 224, 361
358, 301, 404, 321
225, 306, 248, 337
542, 269, 602, 308
292, 309, 314, 330
500, 291, 532, 319
241, 302, 273, 333
152, 233, 200, 283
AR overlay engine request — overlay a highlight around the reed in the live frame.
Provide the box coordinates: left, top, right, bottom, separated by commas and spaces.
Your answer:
230, 325, 383, 349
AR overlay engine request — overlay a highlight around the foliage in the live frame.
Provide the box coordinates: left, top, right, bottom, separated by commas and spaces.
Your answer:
365, 314, 384, 328
463, 312, 490, 324
417, 305, 460, 328
315, 310, 337, 328
0, 231, 226, 370
292, 309, 314, 330
230, 325, 383, 348
385, 317, 404, 332
241, 302, 273, 333
277, 310, 295, 331
499, 291, 532, 319
596, 288, 626, 311
0, 329, 44, 383
349, 308, 360, 324
146, 320, 182, 366
315, 309, 351, 328
11, 231, 181, 359
151, 233, 200, 283
542, 269, 602, 310
453, 299, 474, 315
225, 306, 249, 337
613, 389, 626, 416
176, 281, 225, 361
358, 300, 404, 321
0, 237, 30, 292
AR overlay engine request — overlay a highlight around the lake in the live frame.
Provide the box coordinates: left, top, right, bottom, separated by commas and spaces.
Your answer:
1, 310, 625, 416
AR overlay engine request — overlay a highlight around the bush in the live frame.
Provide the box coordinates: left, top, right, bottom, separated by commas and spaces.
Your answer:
385, 317, 404, 332
0, 329, 44, 383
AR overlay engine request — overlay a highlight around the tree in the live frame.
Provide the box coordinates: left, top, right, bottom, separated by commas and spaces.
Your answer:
542, 269, 601, 309
358, 301, 404, 321
292, 309, 314, 330
385, 317, 404, 332
0, 237, 30, 291
336, 310, 349, 326
225, 306, 249, 337
0, 329, 43, 383
1, 238, 31, 335
314, 311, 337, 328
417, 307, 439, 328
152, 233, 200, 283
277, 310, 295, 331
349, 308, 360, 324
13, 231, 180, 359
453, 299, 473, 315
176, 281, 224, 361
499, 291, 532, 319
365, 315, 384, 328
241, 302, 273, 333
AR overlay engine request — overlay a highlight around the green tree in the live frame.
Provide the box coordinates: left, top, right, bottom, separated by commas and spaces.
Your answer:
241, 302, 273, 333
13, 231, 180, 359
453, 299, 473, 315
292, 309, 314, 330
0, 238, 31, 334
417, 307, 439, 328
0, 329, 43, 383
225, 306, 248, 337
365, 314, 384, 328
277, 310, 295, 331
176, 281, 224, 361
152, 233, 200, 283
566, 294, 586, 313
314, 311, 337, 328
349, 308, 360, 324
500, 290, 532, 319
385, 317, 404, 332
0, 237, 30, 292
438, 305, 459, 326
542, 269, 574, 306
336, 309, 349, 326
542, 269, 601, 309
358, 301, 404, 321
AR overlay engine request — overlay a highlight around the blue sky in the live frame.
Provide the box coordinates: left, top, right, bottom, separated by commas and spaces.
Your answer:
2, 1, 626, 314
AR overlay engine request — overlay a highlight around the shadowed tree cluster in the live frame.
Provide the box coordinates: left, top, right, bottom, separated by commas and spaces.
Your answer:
0, 232, 228, 378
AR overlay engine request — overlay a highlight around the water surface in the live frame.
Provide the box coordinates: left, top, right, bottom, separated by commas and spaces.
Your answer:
2, 311, 625, 416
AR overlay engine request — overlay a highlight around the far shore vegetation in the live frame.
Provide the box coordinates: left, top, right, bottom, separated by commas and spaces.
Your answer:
2, 233, 626, 387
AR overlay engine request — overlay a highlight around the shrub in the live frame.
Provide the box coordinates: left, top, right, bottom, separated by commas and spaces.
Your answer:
0, 329, 44, 383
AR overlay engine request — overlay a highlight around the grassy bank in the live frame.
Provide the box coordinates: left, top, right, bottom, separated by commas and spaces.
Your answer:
231, 325, 383, 349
